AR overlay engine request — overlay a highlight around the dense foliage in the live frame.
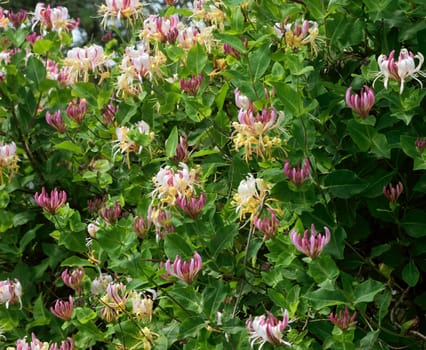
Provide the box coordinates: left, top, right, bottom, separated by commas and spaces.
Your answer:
0, 0, 425, 349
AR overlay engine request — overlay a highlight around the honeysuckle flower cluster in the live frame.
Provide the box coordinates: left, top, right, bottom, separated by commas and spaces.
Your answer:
148, 205, 175, 239
416, 137, 426, 152
116, 43, 166, 96
98, 201, 122, 224
232, 91, 281, 161
100, 282, 130, 322
63, 44, 109, 83
14, 333, 74, 350
133, 215, 151, 239
373, 49, 425, 94
91, 273, 113, 295
141, 15, 180, 44
0, 278, 22, 309
290, 224, 331, 259
274, 19, 319, 54
113, 120, 154, 167
0, 141, 19, 184
246, 310, 291, 349
329, 306, 358, 331
233, 174, 270, 221
34, 187, 67, 214
283, 158, 311, 187
98, 0, 143, 28
132, 290, 156, 321
180, 74, 203, 95
383, 181, 403, 204
164, 251, 203, 284
176, 22, 215, 52
66, 98, 88, 124
33, 3, 80, 35
50, 295, 74, 320
192, 0, 226, 28
345, 86, 375, 118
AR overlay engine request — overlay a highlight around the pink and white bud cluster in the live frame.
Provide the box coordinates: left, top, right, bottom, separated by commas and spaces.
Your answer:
290, 224, 331, 259
46, 110, 67, 133
8, 10, 28, 29
174, 134, 190, 162
164, 251, 202, 284
15, 333, 74, 350
224, 42, 240, 59
100, 282, 129, 322
176, 192, 207, 219
34, 187, 67, 214
283, 158, 311, 187
374, 49, 425, 94
50, 295, 74, 320
180, 74, 203, 95
329, 306, 357, 331
0, 8, 9, 29
177, 23, 214, 52
33, 3, 80, 34
98, 0, 143, 28
246, 310, 291, 348
383, 181, 403, 204
66, 98, 88, 124
45, 60, 74, 86
416, 137, 426, 152
141, 15, 179, 44
0, 278, 22, 309
148, 205, 175, 240
64, 45, 109, 83
61, 268, 85, 295
234, 88, 254, 112
345, 86, 375, 118
98, 202, 122, 225
254, 208, 280, 239
133, 215, 151, 239
117, 44, 166, 96
0, 141, 19, 183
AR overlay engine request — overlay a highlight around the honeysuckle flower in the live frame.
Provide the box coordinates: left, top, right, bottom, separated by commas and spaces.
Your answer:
164, 251, 202, 284
345, 86, 375, 118
177, 23, 214, 52
0, 8, 9, 29
253, 208, 280, 239
26, 32, 42, 46
49, 338, 74, 350
50, 295, 73, 320
224, 42, 240, 59
233, 174, 270, 221
63, 45, 109, 82
15, 333, 49, 350
90, 273, 113, 295
275, 19, 319, 55
329, 306, 357, 331
100, 282, 129, 322
290, 224, 331, 259
246, 310, 291, 349
98, 202, 122, 224
98, 0, 143, 28
152, 162, 199, 204
180, 74, 203, 95
373, 49, 425, 94
416, 137, 426, 152
234, 88, 254, 112
174, 134, 190, 162
283, 158, 311, 187
141, 15, 179, 43
148, 205, 175, 240
46, 110, 67, 133
102, 102, 118, 125
87, 222, 100, 238
34, 187, 67, 214
192, 0, 226, 28
0, 278, 22, 309
61, 268, 85, 295
131, 290, 156, 321
33, 3, 80, 34
133, 215, 151, 239
176, 192, 206, 219
383, 181, 403, 204
0, 141, 19, 184
66, 98, 88, 124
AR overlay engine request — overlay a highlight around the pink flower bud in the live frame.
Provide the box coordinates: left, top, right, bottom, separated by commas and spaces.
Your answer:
98, 202, 122, 225
176, 193, 206, 219
180, 74, 203, 95
46, 110, 67, 132
0, 278, 22, 308
164, 251, 202, 284
66, 98, 88, 124
383, 181, 403, 204
50, 295, 74, 320
329, 306, 357, 331
290, 224, 331, 259
253, 208, 279, 239
133, 215, 151, 239
61, 268, 85, 295
34, 187, 67, 214
283, 158, 311, 187
345, 86, 375, 118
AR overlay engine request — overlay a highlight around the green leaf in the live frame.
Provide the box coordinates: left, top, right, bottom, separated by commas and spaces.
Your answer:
376, 289, 392, 322
346, 120, 372, 152
58, 230, 87, 253
307, 255, 340, 287
353, 279, 385, 304
75, 307, 97, 324
165, 126, 179, 158
359, 330, 380, 350
53, 141, 83, 155
324, 170, 368, 199
32, 38, 54, 55
179, 316, 206, 337
72, 82, 98, 107
370, 133, 390, 158
202, 279, 226, 319
24, 56, 46, 88
164, 233, 194, 259
186, 44, 207, 74
0, 191, 9, 208
402, 261, 420, 287
249, 44, 271, 82
168, 287, 203, 314
400, 210, 426, 237
305, 288, 347, 309
275, 82, 302, 116
0, 210, 13, 232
